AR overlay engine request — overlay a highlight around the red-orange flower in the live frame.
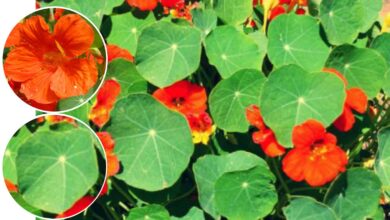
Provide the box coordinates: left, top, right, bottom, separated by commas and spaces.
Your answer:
282, 120, 348, 186
4, 14, 98, 106
45, 115, 76, 125
153, 80, 207, 115
160, 0, 182, 8
323, 68, 368, 132
56, 196, 95, 218
126, 0, 158, 11
107, 44, 134, 62
246, 105, 286, 157
187, 112, 216, 145
269, 5, 286, 21
97, 132, 120, 177
89, 80, 121, 128
54, 8, 65, 20
5, 179, 18, 193
165, 1, 199, 21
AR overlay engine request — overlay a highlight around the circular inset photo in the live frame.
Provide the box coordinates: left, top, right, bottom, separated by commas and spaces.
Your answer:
3, 115, 107, 219
2, 7, 107, 112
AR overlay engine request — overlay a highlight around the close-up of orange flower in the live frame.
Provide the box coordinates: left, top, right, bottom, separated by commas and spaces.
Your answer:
323, 68, 368, 132
153, 80, 207, 115
3, 10, 105, 111
89, 80, 121, 128
282, 120, 348, 187
246, 105, 286, 157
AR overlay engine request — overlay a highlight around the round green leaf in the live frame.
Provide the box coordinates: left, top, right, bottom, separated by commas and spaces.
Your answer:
171, 207, 205, 220
214, 166, 277, 220
268, 14, 330, 72
107, 94, 194, 191
371, 33, 390, 96
127, 204, 169, 220
319, 0, 364, 45
375, 127, 390, 199
261, 64, 346, 147
192, 9, 218, 39
205, 26, 262, 79
106, 59, 147, 98
193, 151, 266, 218
136, 22, 202, 88
43, 0, 123, 27
3, 126, 31, 184
209, 69, 266, 132
107, 12, 155, 55
357, 0, 382, 33
324, 168, 382, 220
214, 0, 252, 25
16, 128, 99, 214
326, 45, 388, 98
283, 197, 338, 220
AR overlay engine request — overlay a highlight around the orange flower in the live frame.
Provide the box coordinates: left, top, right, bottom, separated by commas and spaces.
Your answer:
153, 80, 207, 115
269, 5, 286, 21
5, 23, 22, 48
97, 132, 120, 177
167, 1, 199, 21
160, 0, 182, 8
4, 14, 98, 105
107, 44, 134, 62
126, 0, 158, 11
187, 112, 216, 145
99, 180, 109, 197
56, 196, 95, 218
323, 68, 368, 132
5, 179, 18, 193
89, 80, 121, 128
282, 120, 348, 187
54, 8, 65, 20
246, 105, 285, 157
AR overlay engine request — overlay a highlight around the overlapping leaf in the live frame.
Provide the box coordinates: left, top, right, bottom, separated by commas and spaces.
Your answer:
283, 197, 338, 220
192, 9, 218, 39
261, 65, 345, 147
107, 94, 194, 191
107, 12, 155, 55
209, 69, 266, 132
16, 128, 99, 214
214, 0, 252, 25
268, 14, 329, 72
127, 204, 169, 220
106, 59, 147, 97
324, 168, 382, 220
375, 127, 390, 199
371, 33, 390, 96
215, 166, 277, 220
193, 151, 268, 218
205, 26, 262, 79
171, 207, 205, 220
326, 45, 387, 98
136, 22, 202, 88
43, 0, 123, 27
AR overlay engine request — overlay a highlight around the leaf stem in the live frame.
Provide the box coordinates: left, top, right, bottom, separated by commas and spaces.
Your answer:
271, 158, 290, 196
163, 186, 196, 206
111, 178, 137, 206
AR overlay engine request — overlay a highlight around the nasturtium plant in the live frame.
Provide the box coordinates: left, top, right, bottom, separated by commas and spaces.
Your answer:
268, 14, 329, 72
24, 0, 390, 219
136, 21, 202, 88
209, 69, 266, 132
205, 25, 263, 79
3, 116, 106, 218
107, 94, 194, 191
261, 64, 346, 147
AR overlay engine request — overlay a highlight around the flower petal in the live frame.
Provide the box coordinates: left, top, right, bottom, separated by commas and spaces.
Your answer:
54, 14, 94, 57
292, 119, 326, 148
5, 22, 22, 47
50, 58, 98, 98
334, 106, 355, 132
19, 15, 53, 50
56, 196, 95, 218
19, 69, 59, 104
282, 148, 310, 182
96, 132, 115, 152
126, 0, 158, 11
107, 153, 120, 177
107, 44, 134, 62
346, 88, 368, 114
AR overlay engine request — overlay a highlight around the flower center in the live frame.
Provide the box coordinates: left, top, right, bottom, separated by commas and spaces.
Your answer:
43, 40, 67, 66
309, 144, 329, 161
172, 97, 185, 107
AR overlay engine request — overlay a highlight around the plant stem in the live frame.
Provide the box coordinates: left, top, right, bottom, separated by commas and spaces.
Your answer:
211, 133, 226, 155
111, 178, 137, 206
271, 158, 290, 196
164, 186, 196, 206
